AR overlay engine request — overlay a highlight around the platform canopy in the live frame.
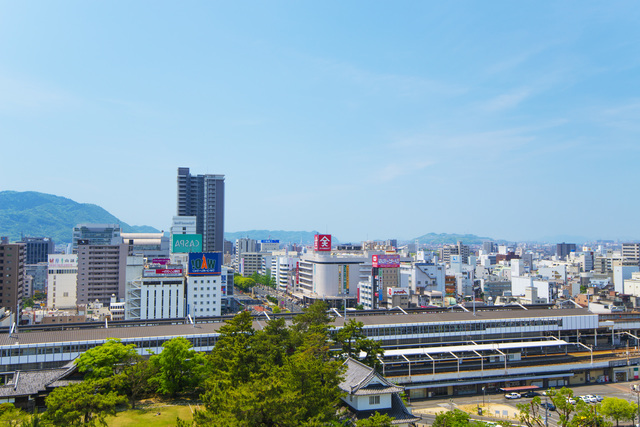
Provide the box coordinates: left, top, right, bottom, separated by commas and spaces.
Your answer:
374, 339, 569, 358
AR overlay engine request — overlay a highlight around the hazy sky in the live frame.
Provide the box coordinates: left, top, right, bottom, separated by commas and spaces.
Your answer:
1, 1, 639, 243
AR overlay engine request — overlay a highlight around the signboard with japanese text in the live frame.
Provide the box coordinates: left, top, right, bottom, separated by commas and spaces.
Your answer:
372, 254, 400, 268
314, 234, 332, 251
143, 268, 183, 278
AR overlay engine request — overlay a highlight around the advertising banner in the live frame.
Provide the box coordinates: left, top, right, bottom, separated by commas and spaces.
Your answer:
372, 254, 400, 268
188, 252, 222, 275
48, 255, 78, 269
143, 268, 183, 277
314, 234, 332, 251
172, 234, 203, 253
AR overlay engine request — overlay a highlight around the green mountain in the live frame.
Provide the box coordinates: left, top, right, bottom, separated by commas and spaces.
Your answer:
0, 191, 159, 244
412, 232, 496, 245
224, 230, 325, 246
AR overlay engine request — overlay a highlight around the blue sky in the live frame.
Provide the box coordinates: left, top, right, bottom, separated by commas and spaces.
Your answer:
1, 1, 639, 243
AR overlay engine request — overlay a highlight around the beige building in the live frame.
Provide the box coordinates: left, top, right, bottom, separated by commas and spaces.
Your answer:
76, 243, 127, 306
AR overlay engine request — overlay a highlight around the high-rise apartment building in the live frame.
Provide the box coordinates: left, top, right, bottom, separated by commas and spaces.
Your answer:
177, 168, 225, 253
76, 242, 127, 306
0, 242, 25, 311
72, 224, 122, 253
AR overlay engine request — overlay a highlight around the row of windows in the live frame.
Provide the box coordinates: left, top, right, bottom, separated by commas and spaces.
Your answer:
357, 319, 562, 337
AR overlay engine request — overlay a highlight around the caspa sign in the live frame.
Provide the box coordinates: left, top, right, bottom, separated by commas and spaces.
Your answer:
314, 234, 332, 251
188, 252, 222, 275
172, 234, 202, 253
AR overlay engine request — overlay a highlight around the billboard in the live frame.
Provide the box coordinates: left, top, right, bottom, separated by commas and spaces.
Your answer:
388, 287, 408, 296
372, 254, 400, 268
143, 268, 183, 278
172, 234, 202, 253
261, 239, 280, 244
188, 252, 222, 275
314, 234, 332, 251
48, 254, 77, 269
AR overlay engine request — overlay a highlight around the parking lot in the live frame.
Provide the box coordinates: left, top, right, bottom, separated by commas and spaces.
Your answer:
409, 380, 640, 426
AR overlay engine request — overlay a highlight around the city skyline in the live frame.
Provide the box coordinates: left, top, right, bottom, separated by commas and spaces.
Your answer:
1, 2, 639, 243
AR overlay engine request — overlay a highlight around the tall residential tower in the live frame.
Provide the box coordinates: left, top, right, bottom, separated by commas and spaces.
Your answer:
177, 168, 225, 253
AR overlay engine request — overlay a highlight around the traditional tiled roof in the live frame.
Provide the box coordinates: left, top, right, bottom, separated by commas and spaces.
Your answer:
0, 362, 77, 398
339, 358, 404, 395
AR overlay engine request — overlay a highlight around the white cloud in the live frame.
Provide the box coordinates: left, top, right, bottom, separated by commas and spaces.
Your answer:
481, 88, 533, 112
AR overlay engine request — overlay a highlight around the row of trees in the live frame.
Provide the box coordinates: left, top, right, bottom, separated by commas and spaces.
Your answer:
19, 301, 390, 426
431, 389, 638, 427
518, 388, 637, 427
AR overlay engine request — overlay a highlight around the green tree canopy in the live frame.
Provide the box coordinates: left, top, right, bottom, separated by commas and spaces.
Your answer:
75, 338, 140, 380
43, 380, 127, 426
356, 411, 395, 427
600, 397, 636, 427
149, 337, 205, 397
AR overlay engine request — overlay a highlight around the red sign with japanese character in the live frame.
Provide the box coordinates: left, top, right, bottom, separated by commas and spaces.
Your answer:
314, 234, 332, 251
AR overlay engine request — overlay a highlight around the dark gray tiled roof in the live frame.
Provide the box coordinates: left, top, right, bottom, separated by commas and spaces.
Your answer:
0, 364, 77, 398
339, 358, 403, 395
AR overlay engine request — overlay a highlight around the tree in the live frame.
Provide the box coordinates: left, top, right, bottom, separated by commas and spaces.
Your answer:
43, 380, 127, 426
600, 397, 636, 427
335, 319, 365, 358
356, 411, 395, 426
546, 388, 578, 427
149, 337, 205, 397
432, 409, 470, 427
111, 358, 157, 409
75, 338, 140, 380
517, 397, 546, 427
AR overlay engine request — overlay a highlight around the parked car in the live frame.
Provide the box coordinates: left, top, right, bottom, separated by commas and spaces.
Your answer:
505, 392, 522, 399
566, 397, 577, 405
584, 395, 598, 403
540, 402, 556, 411
593, 395, 604, 402
523, 391, 538, 398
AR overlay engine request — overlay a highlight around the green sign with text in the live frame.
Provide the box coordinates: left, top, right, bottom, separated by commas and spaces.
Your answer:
172, 234, 202, 253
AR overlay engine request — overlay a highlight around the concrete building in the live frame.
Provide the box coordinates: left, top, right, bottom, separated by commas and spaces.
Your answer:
76, 242, 128, 306
72, 224, 122, 254
21, 237, 54, 265
235, 238, 257, 266
176, 167, 225, 253
622, 243, 640, 266
614, 265, 640, 293
186, 253, 225, 318
556, 242, 576, 260
0, 242, 25, 312
171, 216, 197, 236
46, 255, 78, 309
125, 263, 186, 320
25, 263, 48, 295
258, 239, 279, 253
121, 232, 170, 259
239, 252, 262, 277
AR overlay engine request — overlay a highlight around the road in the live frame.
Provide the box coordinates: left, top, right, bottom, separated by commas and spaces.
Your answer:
252, 285, 305, 313
409, 380, 640, 426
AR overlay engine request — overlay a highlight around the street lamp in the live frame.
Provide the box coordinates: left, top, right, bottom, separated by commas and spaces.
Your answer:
483, 386, 486, 407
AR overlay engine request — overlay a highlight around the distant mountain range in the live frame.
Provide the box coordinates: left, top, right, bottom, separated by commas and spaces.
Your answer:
224, 230, 323, 246
412, 232, 498, 246
0, 191, 158, 244
0, 191, 504, 247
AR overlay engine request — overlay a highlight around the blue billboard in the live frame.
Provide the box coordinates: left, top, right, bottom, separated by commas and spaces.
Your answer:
187, 252, 222, 275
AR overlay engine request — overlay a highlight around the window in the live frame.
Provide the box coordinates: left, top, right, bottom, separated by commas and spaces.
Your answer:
369, 396, 380, 405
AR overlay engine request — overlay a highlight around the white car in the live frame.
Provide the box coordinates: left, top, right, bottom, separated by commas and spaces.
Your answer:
566, 397, 577, 404
593, 395, 604, 402
584, 395, 598, 403
505, 392, 521, 399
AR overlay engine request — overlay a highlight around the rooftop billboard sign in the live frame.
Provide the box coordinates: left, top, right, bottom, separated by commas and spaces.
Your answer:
314, 234, 332, 252
172, 234, 202, 253
372, 254, 400, 268
188, 252, 222, 275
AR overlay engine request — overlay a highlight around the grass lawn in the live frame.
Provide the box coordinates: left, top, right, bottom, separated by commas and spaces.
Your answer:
105, 403, 197, 427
